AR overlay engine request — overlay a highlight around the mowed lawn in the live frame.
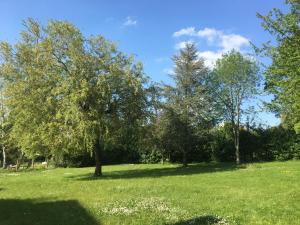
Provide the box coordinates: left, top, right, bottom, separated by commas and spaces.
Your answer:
0, 161, 299, 225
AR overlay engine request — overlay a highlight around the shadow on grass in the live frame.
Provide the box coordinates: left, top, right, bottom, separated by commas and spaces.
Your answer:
167, 215, 228, 225
67, 163, 239, 181
0, 199, 100, 225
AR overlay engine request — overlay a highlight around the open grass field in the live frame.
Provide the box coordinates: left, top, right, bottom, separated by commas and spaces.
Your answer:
0, 161, 299, 225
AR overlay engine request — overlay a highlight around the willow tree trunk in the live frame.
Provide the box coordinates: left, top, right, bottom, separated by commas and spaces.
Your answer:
2, 146, 6, 169
94, 139, 102, 177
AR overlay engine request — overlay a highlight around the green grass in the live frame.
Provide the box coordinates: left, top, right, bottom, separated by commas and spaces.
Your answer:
0, 161, 300, 225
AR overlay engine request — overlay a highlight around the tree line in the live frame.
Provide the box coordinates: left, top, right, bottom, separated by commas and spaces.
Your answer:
0, 0, 299, 176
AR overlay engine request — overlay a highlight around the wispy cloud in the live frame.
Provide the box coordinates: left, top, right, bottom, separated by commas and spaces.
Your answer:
173, 27, 221, 42
173, 27, 250, 68
174, 40, 194, 50
123, 16, 137, 27
173, 27, 196, 37
197, 28, 221, 42
197, 50, 223, 68
219, 33, 249, 51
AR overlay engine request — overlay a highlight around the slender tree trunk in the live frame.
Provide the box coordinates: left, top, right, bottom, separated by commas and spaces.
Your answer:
26, 160, 30, 168
16, 153, 24, 171
31, 157, 35, 169
183, 87, 189, 168
232, 121, 240, 164
235, 102, 241, 165
183, 120, 189, 167
94, 139, 102, 177
182, 149, 187, 167
2, 146, 6, 169
235, 127, 240, 164
0, 90, 5, 170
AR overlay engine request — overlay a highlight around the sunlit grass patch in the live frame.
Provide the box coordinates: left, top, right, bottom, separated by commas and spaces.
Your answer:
0, 161, 300, 225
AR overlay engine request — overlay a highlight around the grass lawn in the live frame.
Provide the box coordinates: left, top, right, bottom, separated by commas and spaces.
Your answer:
0, 161, 299, 225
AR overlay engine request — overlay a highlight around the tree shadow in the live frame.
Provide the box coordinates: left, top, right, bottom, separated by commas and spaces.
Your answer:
67, 163, 239, 181
0, 199, 100, 225
167, 215, 229, 225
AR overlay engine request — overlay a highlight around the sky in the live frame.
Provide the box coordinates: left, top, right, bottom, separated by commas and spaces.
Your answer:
0, 0, 288, 126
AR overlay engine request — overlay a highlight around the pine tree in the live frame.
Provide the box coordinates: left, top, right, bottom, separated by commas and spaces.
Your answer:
164, 42, 213, 166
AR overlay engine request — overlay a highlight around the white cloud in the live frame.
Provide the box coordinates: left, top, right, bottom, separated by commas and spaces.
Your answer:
197, 51, 223, 68
173, 27, 196, 37
175, 40, 194, 50
173, 27, 250, 68
173, 27, 221, 43
220, 34, 249, 51
123, 16, 137, 26
173, 27, 249, 50
197, 28, 221, 42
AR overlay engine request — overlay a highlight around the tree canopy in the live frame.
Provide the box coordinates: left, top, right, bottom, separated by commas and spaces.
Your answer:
0, 10, 298, 172
211, 50, 260, 164
257, 0, 300, 133
0, 19, 149, 175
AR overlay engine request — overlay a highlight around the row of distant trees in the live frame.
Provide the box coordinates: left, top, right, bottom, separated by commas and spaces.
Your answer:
0, 0, 299, 175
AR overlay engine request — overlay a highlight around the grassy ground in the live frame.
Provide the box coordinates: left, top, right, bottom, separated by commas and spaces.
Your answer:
0, 161, 299, 225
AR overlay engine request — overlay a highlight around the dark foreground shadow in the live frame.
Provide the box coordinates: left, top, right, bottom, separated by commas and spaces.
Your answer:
167, 215, 228, 225
0, 199, 100, 225
68, 163, 239, 181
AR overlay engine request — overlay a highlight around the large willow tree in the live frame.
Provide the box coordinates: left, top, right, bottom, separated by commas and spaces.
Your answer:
0, 19, 148, 176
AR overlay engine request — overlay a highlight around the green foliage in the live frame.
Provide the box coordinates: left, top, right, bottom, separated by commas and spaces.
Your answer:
210, 124, 235, 162
260, 125, 300, 160
257, 0, 300, 133
210, 123, 299, 162
0, 15, 298, 169
211, 50, 260, 163
0, 19, 149, 173
162, 43, 214, 165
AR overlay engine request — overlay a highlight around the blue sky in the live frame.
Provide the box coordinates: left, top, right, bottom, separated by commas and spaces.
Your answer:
0, 0, 287, 126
